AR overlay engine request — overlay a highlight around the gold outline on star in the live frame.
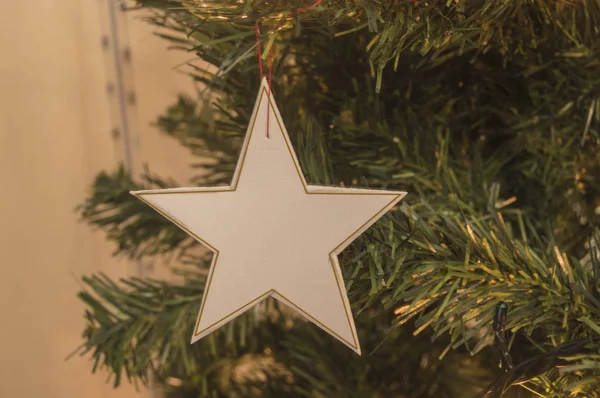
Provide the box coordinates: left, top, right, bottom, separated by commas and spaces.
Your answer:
132, 84, 406, 354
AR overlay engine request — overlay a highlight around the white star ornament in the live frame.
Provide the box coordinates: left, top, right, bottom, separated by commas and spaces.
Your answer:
131, 79, 406, 355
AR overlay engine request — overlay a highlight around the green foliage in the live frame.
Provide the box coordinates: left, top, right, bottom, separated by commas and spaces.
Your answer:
78, 167, 190, 258
76, 0, 600, 397
78, 269, 487, 397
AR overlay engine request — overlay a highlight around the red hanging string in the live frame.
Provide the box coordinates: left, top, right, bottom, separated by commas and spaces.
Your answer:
255, 0, 322, 138
267, 44, 273, 139
254, 21, 264, 80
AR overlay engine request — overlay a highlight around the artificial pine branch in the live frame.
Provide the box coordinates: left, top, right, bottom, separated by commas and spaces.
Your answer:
78, 167, 192, 258
76, 268, 487, 397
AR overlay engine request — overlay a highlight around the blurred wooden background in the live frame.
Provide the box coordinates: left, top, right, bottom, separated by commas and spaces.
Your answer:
0, 1, 196, 397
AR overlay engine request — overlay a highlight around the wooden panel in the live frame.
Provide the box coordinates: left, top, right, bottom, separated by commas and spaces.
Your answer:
0, 0, 196, 397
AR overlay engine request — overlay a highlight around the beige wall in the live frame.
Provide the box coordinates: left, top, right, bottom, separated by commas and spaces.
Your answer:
0, 1, 195, 397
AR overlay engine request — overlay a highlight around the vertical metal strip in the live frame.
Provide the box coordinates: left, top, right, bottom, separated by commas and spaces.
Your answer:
99, 0, 147, 278
98, 0, 138, 176
106, 0, 135, 175
97, 1, 161, 397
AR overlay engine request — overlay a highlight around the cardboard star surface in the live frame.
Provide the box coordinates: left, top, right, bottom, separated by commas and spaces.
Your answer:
132, 79, 406, 354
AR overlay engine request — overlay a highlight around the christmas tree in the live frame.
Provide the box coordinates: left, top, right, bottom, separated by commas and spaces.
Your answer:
76, 1, 600, 397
